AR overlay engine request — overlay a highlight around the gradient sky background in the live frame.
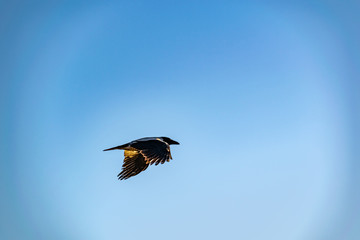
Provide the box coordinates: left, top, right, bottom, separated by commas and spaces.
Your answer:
1, 1, 359, 240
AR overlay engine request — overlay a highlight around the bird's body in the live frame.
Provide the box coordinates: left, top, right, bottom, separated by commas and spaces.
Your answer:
104, 137, 179, 180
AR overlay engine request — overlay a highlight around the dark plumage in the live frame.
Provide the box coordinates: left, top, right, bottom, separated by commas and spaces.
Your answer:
104, 137, 179, 180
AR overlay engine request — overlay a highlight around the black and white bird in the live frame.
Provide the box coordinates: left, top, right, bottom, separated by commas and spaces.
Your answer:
103, 137, 180, 180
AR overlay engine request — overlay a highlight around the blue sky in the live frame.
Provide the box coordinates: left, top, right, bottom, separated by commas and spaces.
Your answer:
1, 1, 359, 240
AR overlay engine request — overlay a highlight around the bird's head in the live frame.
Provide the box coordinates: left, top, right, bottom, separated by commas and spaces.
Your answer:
161, 137, 180, 145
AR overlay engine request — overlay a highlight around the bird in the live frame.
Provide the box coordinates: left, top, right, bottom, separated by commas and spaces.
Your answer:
103, 137, 180, 180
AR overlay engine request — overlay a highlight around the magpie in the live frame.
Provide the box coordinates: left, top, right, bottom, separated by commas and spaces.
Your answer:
104, 137, 179, 180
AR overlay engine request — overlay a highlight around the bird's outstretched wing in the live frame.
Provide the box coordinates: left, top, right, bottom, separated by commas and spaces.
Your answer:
131, 139, 172, 166
117, 150, 149, 180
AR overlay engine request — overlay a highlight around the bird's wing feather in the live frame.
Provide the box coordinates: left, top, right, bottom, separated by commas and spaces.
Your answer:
131, 139, 171, 165
117, 150, 149, 180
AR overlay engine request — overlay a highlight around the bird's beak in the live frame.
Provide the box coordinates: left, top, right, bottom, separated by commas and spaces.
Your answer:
172, 140, 180, 145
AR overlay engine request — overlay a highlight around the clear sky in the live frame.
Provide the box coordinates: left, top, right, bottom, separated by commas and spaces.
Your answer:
1, 1, 359, 240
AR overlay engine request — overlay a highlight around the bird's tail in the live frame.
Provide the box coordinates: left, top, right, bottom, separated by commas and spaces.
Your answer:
103, 144, 128, 151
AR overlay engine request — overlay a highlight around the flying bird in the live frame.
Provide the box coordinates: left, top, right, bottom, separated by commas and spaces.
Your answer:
103, 137, 179, 180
